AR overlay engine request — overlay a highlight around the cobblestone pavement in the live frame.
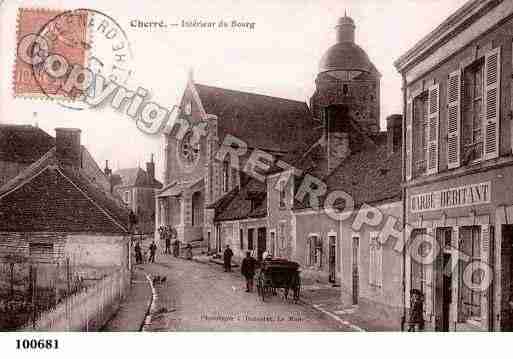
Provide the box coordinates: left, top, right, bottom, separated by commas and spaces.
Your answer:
139, 255, 353, 331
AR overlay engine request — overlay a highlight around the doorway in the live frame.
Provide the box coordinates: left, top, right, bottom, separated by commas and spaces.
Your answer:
329, 236, 337, 283
501, 225, 513, 331
215, 225, 221, 253
435, 228, 452, 332
352, 236, 359, 305
257, 227, 267, 261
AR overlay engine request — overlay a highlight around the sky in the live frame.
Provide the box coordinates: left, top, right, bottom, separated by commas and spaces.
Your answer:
0, 0, 470, 180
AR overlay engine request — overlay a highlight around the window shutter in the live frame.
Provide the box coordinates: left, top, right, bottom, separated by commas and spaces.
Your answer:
484, 47, 501, 160
427, 84, 440, 174
480, 225, 492, 329
447, 70, 461, 169
378, 243, 383, 287
406, 98, 413, 180
369, 241, 375, 285
307, 237, 311, 266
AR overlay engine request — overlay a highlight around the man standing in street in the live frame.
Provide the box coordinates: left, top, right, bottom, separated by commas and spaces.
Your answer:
223, 245, 234, 272
149, 240, 157, 263
241, 251, 257, 292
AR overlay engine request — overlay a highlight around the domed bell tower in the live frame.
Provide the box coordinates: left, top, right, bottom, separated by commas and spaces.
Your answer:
310, 14, 381, 172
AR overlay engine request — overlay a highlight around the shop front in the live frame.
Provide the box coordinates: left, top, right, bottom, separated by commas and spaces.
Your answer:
406, 164, 513, 331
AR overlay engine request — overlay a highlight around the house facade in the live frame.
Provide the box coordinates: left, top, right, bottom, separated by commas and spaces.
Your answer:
113, 156, 162, 234
0, 128, 130, 302
395, 0, 513, 331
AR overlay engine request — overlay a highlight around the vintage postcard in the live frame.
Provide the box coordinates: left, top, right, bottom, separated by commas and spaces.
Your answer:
1, 0, 513, 356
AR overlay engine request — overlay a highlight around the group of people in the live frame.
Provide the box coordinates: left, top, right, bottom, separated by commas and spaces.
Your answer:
134, 240, 157, 264
158, 226, 178, 255
223, 245, 274, 293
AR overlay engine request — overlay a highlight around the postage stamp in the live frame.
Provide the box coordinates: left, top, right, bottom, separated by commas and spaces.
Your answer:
14, 8, 89, 99
14, 8, 133, 110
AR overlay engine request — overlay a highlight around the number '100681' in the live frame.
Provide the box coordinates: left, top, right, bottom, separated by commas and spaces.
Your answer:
16, 339, 59, 350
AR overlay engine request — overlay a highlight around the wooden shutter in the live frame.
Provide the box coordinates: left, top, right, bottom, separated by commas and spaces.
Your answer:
406, 98, 413, 180
377, 242, 383, 287
369, 241, 375, 285
427, 84, 440, 174
484, 47, 501, 160
447, 71, 461, 169
480, 225, 492, 330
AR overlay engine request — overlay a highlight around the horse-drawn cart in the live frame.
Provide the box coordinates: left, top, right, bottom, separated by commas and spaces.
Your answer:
256, 259, 301, 302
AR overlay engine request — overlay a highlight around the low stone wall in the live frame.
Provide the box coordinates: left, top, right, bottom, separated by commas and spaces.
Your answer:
20, 268, 130, 331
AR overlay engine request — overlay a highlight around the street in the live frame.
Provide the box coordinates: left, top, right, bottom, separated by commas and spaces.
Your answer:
136, 255, 351, 331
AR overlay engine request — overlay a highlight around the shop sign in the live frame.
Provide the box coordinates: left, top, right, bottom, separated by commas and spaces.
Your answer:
410, 181, 491, 213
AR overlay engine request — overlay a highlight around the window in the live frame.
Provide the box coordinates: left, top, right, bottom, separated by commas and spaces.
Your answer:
222, 160, 229, 193
462, 61, 484, 162
279, 180, 287, 209
459, 226, 482, 322
270, 231, 276, 257
191, 192, 203, 227
413, 93, 429, 176
240, 228, 244, 250
247, 228, 254, 250
123, 190, 131, 204
185, 101, 192, 115
307, 235, 323, 268
369, 234, 383, 287
278, 222, 286, 253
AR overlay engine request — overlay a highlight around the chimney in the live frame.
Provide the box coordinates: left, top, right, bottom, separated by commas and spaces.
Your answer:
386, 114, 402, 156
104, 160, 112, 176
55, 128, 82, 167
146, 153, 155, 183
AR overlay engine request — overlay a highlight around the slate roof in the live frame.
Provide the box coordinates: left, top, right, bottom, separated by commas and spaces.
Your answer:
0, 147, 130, 234
0, 125, 55, 163
294, 139, 402, 210
214, 178, 267, 222
195, 83, 321, 163
114, 167, 162, 188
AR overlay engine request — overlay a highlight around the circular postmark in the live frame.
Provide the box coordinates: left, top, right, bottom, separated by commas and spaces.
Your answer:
32, 8, 133, 110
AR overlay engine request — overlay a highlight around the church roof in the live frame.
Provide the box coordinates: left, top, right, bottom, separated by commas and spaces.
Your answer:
318, 15, 380, 76
319, 41, 378, 74
195, 84, 320, 163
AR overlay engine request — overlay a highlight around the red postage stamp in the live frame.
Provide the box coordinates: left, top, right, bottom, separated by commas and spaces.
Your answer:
14, 8, 89, 99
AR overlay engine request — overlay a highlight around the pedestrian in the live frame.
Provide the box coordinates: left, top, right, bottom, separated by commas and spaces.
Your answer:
149, 240, 157, 263
223, 245, 234, 272
128, 210, 138, 234
134, 241, 142, 264
408, 289, 425, 332
185, 243, 193, 260
164, 227, 171, 255
241, 251, 257, 292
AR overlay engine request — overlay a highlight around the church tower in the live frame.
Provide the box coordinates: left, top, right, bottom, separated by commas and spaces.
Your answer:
310, 15, 381, 172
